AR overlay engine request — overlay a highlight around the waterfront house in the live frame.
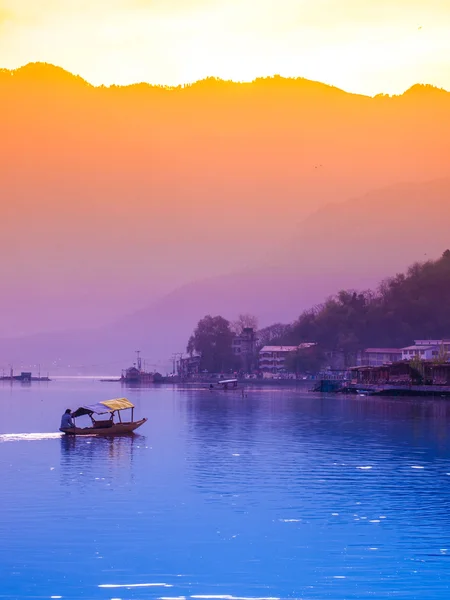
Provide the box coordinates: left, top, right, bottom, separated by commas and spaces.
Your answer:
357, 348, 403, 366
401, 344, 439, 361
259, 344, 316, 375
178, 354, 201, 378
401, 340, 450, 361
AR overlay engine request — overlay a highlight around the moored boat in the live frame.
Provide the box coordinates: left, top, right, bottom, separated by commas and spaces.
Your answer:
60, 398, 147, 436
208, 378, 239, 390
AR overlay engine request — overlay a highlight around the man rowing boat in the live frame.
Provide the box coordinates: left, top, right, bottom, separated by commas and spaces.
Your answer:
60, 409, 75, 431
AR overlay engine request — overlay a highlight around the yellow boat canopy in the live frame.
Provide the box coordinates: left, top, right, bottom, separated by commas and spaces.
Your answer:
72, 398, 134, 418
100, 398, 134, 412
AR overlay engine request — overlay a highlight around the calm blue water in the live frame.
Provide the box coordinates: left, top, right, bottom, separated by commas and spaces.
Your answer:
1, 380, 450, 599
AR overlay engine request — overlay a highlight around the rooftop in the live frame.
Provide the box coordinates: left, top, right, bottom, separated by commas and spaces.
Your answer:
260, 344, 316, 353
402, 345, 437, 351
365, 348, 403, 353
414, 339, 450, 344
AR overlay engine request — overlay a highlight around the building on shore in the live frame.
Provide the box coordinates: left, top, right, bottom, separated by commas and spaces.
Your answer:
232, 327, 257, 371
401, 345, 438, 361
177, 354, 201, 379
356, 341, 450, 367
401, 340, 450, 361
357, 348, 403, 366
259, 344, 316, 376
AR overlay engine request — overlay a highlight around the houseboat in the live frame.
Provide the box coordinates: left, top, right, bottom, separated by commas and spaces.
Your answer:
339, 361, 450, 396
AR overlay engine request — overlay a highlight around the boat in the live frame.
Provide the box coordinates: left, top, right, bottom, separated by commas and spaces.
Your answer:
60, 398, 147, 436
355, 387, 382, 396
208, 378, 239, 390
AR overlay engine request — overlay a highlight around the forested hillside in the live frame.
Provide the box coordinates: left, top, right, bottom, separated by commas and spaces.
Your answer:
278, 251, 450, 358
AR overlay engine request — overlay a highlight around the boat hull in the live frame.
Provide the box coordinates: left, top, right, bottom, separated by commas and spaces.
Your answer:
60, 418, 147, 436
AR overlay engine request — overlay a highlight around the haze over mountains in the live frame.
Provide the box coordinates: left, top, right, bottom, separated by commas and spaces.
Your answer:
1, 63, 450, 372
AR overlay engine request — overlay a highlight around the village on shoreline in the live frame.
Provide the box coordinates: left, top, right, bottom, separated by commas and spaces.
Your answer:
3, 251, 450, 397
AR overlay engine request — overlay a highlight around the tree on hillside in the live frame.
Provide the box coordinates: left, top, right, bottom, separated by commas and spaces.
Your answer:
231, 314, 259, 334
285, 345, 327, 376
257, 323, 292, 348
280, 290, 375, 365
187, 315, 236, 373
272, 250, 450, 360
376, 251, 450, 342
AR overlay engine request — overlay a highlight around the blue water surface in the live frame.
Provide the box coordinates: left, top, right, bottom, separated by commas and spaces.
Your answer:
1, 379, 450, 599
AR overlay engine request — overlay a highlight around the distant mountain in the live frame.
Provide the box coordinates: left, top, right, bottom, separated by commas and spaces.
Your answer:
1, 178, 449, 373
1, 63, 449, 338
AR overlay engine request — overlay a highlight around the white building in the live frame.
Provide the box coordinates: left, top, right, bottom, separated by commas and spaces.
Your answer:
358, 348, 403, 366
401, 345, 439, 361
401, 340, 450, 361
259, 344, 316, 374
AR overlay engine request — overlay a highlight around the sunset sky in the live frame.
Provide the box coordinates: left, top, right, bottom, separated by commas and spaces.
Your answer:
1, 0, 449, 95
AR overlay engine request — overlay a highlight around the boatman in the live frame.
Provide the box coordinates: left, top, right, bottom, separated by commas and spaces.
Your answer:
60, 409, 75, 430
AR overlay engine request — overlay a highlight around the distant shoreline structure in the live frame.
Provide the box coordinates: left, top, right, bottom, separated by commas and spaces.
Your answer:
100, 351, 162, 384
0, 369, 51, 383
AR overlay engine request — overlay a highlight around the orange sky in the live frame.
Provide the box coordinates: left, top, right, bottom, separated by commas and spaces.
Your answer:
1, 0, 450, 95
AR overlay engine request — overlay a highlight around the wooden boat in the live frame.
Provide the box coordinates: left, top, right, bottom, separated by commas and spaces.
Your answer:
60, 398, 147, 436
208, 378, 239, 391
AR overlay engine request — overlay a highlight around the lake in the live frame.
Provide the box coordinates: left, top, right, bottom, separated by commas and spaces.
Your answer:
1, 379, 450, 599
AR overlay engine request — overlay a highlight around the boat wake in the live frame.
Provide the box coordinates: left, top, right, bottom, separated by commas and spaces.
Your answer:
0, 432, 62, 443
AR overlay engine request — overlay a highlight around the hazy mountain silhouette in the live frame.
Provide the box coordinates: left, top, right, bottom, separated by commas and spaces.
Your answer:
1, 62, 449, 342
1, 179, 449, 373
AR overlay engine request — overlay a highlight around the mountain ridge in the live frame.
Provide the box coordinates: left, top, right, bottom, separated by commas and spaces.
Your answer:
2, 62, 449, 97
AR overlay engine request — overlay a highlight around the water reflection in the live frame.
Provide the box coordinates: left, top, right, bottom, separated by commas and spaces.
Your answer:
185, 391, 450, 455
60, 432, 141, 459
59, 434, 145, 488
184, 391, 450, 530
